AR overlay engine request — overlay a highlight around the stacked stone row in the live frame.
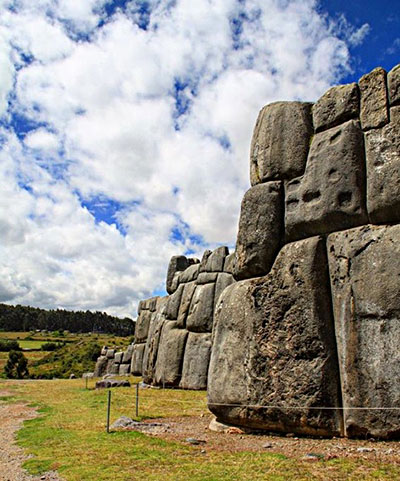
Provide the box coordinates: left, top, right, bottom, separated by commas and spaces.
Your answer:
138, 246, 235, 390
208, 64, 400, 439
94, 344, 134, 377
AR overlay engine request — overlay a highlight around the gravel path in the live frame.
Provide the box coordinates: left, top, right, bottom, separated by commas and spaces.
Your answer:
0, 391, 63, 481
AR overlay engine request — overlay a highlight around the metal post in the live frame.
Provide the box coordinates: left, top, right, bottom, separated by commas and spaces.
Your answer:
135, 383, 139, 418
106, 390, 111, 433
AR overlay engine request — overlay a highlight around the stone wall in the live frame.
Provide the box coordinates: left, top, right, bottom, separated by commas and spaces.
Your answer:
208, 64, 400, 439
140, 246, 234, 390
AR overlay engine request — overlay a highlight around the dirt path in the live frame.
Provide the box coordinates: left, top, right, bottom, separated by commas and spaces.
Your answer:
0, 391, 63, 481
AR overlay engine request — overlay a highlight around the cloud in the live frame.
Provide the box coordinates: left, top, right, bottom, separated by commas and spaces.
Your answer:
0, 0, 366, 317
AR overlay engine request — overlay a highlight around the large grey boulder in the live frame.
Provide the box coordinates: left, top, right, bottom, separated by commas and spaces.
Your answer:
93, 355, 108, 377
312, 83, 359, 132
135, 310, 152, 342
204, 246, 229, 272
214, 273, 235, 310
165, 284, 184, 320
180, 333, 212, 390
328, 224, 400, 439
142, 298, 168, 384
131, 343, 146, 375
166, 256, 190, 294
154, 321, 188, 386
388, 64, 400, 106
234, 182, 283, 280
285, 120, 367, 241
179, 264, 200, 283
176, 281, 196, 328
119, 364, 130, 376
122, 344, 134, 364
359, 67, 389, 130
208, 236, 342, 437
186, 283, 215, 333
365, 106, 400, 224
250, 101, 313, 184
114, 352, 124, 364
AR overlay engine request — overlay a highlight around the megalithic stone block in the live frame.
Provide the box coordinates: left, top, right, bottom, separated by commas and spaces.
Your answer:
166, 256, 190, 294
180, 332, 212, 390
234, 181, 283, 281
142, 297, 168, 384
388, 64, 400, 106
131, 343, 146, 375
186, 283, 215, 333
250, 101, 313, 184
328, 225, 400, 439
154, 321, 188, 386
312, 83, 359, 133
365, 106, 400, 224
285, 120, 367, 241
359, 67, 389, 130
135, 309, 152, 342
208, 236, 342, 437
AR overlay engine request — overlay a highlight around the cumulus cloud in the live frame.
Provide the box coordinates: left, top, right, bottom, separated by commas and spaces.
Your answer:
0, 0, 366, 317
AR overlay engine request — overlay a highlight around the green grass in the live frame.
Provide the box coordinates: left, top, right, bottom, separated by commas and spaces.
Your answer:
1, 379, 400, 481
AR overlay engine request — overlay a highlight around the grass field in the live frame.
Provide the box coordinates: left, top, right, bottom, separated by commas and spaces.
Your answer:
1, 378, 400, 481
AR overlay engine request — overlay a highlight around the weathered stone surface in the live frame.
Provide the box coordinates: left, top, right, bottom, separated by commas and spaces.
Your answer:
214, 272, 235, 310
208, 236, 342, 436
93, 355, 108, 377
285, 120, 367, 241
312, 83, 359, 132
199, 250, 212, 273
170, 271, 181, 293
135, 309, 152, 342
142, 298, 168, 384
166, 256, 190, 294
176, 281, 196, 328
114, 352, 124, 364
388, 64, 400, 106
359, 67, 389, 130
223, 253, 235, 274
109, 362, 120, 375
148, 296, 159, 312
96, 379, 130, 389
204, 246, 229, 272
365, 106, 400, 224
154, 321, 188, 386
179, 264, 200, 283
186, 283, 215, 333
165, 284, 184, 320
122, 345, 134, 364
101, 346, 108, 356
180, 333, 212, 390
106, 349, 115, 359
234, 182, 283, 280
119, 364, 130, 376
328, 225, 400, 439
196, 272, 218, 284
131, 343, 146, 375
250, 101, 313, 185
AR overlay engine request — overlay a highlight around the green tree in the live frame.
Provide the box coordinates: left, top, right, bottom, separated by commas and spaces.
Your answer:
4, 350, 29, 379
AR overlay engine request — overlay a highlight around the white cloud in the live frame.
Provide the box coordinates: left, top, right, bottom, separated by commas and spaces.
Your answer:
0, 0, 367, 317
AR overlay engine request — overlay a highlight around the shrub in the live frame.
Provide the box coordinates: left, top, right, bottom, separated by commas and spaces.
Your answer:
4, 350, 29, 378
0, 340, 21, 351
41, 342, 63, 352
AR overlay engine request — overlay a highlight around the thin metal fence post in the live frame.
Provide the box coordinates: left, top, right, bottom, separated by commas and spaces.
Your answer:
135, 383, 139, 418
106, 390, 111, 433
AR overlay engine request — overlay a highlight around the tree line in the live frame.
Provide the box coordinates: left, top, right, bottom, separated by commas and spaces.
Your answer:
0, 303, 135, 336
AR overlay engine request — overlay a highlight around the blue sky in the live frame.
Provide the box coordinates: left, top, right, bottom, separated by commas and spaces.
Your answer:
0, 0, 398, 318
320, 0, 400, 82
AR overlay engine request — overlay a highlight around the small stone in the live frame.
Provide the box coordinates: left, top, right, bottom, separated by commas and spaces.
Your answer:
286, 433, 295, 438
357, 447, 375, 453
185, 438, 206, 445
263, 442, 273, 448
303, 453, 324, 460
